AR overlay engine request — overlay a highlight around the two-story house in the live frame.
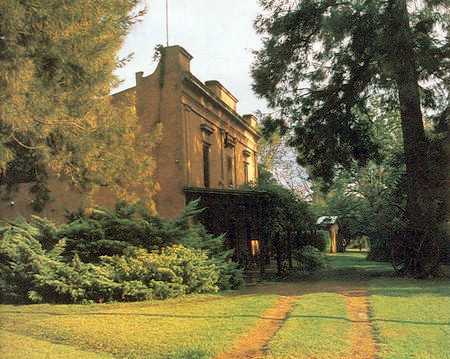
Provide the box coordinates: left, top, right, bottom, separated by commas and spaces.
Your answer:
132, 45, 267, 263
1, 45, 268, 267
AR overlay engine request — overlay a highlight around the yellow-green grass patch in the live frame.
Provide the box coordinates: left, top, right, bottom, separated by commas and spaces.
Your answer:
0, 330, 113, 359
0, 293, 278, 359
370, 278, 450, 359
264, 292, 352, 358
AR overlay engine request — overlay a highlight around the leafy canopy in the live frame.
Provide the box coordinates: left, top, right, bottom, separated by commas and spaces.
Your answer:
252, 0, 448, 183
0, 0, 160, 208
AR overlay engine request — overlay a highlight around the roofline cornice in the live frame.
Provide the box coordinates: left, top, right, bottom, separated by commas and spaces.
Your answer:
183, 73, 261, 140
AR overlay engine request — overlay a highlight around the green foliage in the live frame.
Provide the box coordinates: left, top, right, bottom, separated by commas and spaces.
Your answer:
292, 245, 328, 273
0, 0, 160, 208
309, 230, 331, 252
246, 164, 316, 275
0, 217, 85, 303
252, 0, 449, 276
311, 103, 409, 263
252, 0, 447, 182
300, 231, 330, 253
0, 200, 242, 303
102, 245, 219, 301
182, 225, 243, 290
59, 200, 202, 262
251, 164, 315, 240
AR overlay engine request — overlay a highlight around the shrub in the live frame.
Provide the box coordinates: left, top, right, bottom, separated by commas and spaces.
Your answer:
293, 245, 328, 272
0, 217, 67, 303
0, 200, 243, 304
301, 231, 329, 252
0, 217, 226, 303
181, 226, 243, 290
101, 245, 220, 301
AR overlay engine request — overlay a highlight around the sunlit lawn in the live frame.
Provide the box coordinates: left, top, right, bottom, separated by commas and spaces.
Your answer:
369, 277, 450, 359
264, 293, 352, 359
0, 294, 277, 359
0, 330, 113, 359
1, 253, 449, 359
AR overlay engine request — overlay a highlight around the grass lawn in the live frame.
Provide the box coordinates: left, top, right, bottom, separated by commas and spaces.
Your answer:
326, 251, 393, 276
1, 253, 449, 359
0, 330, 114, 359
369, 277, 450, 359
264, 293, 352, 359
0, 293, 278, 359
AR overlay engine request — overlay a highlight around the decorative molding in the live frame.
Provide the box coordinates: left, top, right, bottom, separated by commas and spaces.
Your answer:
224, 132, 236, 148
200, 123, 215, 136
242, 149, 251, 158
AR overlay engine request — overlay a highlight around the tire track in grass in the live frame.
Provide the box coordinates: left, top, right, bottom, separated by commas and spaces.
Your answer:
215, 295, 297, 359
341, 288, 378, 359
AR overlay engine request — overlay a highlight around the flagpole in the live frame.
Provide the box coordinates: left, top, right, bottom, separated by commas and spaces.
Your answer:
166, 0, 169, 46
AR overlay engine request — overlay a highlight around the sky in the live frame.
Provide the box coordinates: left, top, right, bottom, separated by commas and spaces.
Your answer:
114, 0, 269, 116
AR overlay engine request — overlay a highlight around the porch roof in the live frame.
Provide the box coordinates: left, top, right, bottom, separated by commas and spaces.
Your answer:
183, 186, 269, 198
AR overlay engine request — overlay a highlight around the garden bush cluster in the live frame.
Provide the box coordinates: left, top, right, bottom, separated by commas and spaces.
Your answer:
0, 200, 243, 304
301, 230, 330, 253
293, 245, 328, 273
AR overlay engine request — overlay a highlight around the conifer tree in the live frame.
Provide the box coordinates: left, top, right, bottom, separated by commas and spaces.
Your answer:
252, 0, 448, 276
0, 0, 160, 209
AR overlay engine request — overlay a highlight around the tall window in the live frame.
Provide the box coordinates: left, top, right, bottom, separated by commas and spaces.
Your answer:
227, 155, 233, 187
244, 162, 249, 184
203, 143, 210, 187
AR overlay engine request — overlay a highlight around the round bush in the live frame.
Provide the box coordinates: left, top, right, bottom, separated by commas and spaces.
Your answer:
293, 245, 328, 272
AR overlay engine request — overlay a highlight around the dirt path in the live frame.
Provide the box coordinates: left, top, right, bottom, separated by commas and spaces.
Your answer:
215, 252, 386, 359
341, 288, 378, 359
215, 295, 298, 359
217, 278, 378, 359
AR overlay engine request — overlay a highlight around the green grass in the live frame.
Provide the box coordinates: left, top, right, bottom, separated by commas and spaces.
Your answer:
264, 293, 352, 359
1, 253, 449, 359
0, 330, 113, 359
0, 293, 278, 359
327, 251, 392, 274
370, 277, 450, 359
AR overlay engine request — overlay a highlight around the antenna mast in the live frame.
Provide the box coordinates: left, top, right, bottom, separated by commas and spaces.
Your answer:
165, 0, 169, 47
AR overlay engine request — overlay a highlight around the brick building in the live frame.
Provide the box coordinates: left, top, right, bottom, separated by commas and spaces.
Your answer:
1, 45, 268, 267
135, 45, 267, 264
127, 45, 262, 219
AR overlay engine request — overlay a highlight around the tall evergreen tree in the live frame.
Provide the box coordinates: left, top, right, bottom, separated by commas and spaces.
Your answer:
0, 0, 160, 209
252, 0, 449, 275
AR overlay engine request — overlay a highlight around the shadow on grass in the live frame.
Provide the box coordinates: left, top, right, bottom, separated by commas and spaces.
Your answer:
0, 310, 284, 321
3, 311, 448, 327
286, 314, 449, 326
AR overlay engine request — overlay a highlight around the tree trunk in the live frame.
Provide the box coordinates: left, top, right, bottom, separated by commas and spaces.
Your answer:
274, 232, 282, 276
287, 229, 293, 269
388, 0, 435, 276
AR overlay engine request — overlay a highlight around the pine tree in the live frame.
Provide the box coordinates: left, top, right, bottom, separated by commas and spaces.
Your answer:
0, 0, 160, 208
252, 0, 449, 276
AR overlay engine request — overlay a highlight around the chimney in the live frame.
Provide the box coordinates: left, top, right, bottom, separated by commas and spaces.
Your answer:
243, 114, 258, 128
161, 45, 193, 73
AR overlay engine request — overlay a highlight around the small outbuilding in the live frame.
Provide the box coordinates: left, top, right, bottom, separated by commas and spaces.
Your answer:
317, 216, 345, 253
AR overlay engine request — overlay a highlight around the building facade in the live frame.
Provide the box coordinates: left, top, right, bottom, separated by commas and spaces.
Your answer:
134, 46, 267, 265
1, 45, 267, 267
130, 45, 261, 218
